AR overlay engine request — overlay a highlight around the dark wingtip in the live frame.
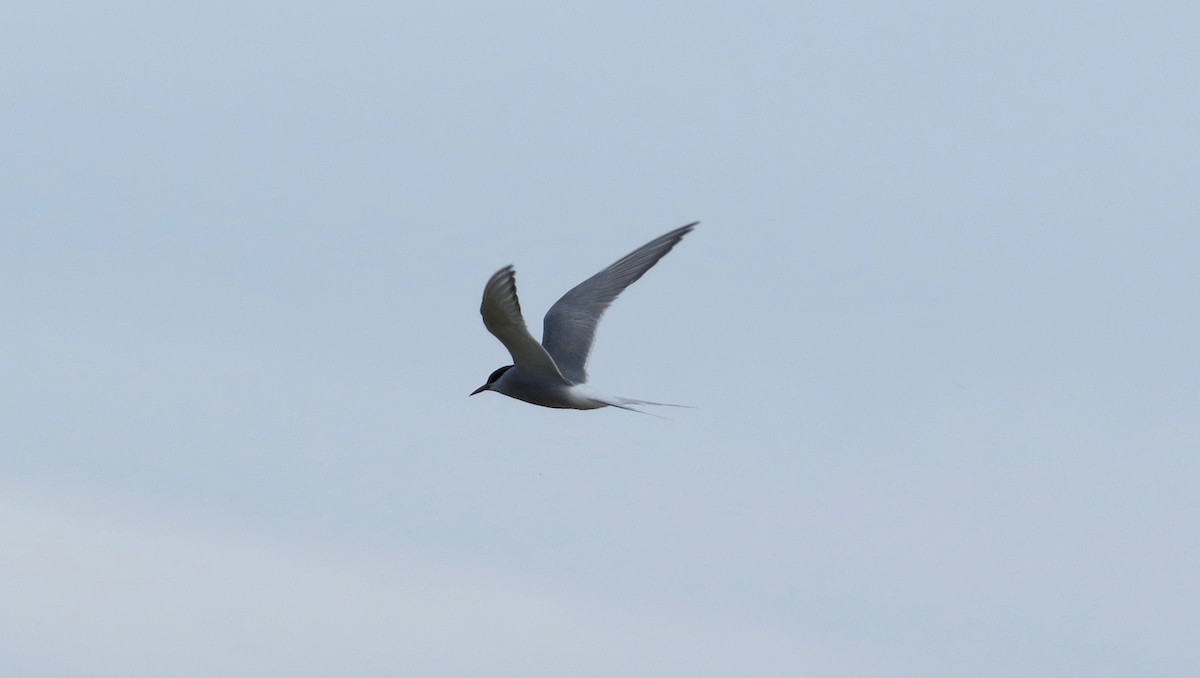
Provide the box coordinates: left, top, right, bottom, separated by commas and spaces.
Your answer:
672, 222, 698, 237
491, 265, 521, 315
664, 222, 698, 245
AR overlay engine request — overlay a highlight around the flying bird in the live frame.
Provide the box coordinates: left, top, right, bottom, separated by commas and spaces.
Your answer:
471, 222, 697, 412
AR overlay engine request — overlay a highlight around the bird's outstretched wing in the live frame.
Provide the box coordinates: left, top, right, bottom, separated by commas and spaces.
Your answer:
542, 222, 696, 384
480, 265, 566, 380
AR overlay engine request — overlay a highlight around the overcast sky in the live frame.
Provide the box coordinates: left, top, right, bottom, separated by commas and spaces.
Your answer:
3, 1, 1198, 676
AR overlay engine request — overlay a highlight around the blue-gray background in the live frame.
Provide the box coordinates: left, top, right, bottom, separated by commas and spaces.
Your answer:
3, 2, 1197, 676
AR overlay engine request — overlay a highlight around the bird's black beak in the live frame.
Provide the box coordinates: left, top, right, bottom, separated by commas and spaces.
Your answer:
469, 384, 489, 396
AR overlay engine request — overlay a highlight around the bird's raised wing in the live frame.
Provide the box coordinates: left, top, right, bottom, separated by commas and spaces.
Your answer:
480, 265, 566, 380
542, 222, 696, 384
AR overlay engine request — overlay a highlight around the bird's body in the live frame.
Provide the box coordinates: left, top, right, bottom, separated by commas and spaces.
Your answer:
486, 367, 608, 410
471, 223, 697, 412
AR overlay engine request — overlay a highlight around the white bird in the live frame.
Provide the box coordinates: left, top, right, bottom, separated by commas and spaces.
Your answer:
470, 222, 697, 412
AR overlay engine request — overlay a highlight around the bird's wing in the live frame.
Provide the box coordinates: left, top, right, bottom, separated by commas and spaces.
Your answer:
480, 265, 567, 380
541, 222, 696, 384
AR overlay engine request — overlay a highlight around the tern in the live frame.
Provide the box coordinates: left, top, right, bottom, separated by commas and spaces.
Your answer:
470, 222, 697, 412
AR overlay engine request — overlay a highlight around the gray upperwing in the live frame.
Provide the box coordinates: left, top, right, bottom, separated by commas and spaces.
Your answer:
541, 222, 697, 384
481, 265, 567, 380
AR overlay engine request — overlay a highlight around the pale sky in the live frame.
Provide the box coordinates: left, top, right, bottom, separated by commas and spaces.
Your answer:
3, 1, 1198, 676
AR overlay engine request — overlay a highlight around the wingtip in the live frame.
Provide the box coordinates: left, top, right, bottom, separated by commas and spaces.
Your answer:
482, 264, 523, 317
486, 265, 515, 283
